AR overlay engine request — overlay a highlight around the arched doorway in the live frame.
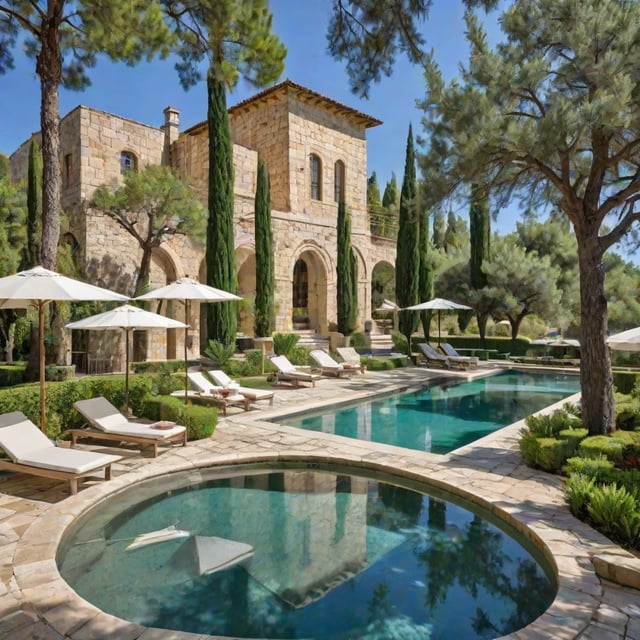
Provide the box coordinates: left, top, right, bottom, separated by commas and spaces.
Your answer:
371, 261, 396, 334
236, 246, 256, 337
291, 250, 328, 333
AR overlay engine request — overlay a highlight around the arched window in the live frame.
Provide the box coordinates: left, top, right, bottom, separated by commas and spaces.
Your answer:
120, 151, 137, 175
292, 259, 309, 310
334, 160, 345, 203
309, 153, 322, 200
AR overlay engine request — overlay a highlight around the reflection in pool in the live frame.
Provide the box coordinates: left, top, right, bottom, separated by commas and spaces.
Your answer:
58, 466, 555, 640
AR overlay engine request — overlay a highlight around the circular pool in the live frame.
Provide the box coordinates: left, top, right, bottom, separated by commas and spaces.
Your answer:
57, 463, 556, 640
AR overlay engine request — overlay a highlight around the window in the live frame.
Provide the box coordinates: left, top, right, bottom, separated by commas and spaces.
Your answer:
120, 151, 136, 175
64, 153, 72, 187
334, 160, 345, 203
309, 153, 322, 200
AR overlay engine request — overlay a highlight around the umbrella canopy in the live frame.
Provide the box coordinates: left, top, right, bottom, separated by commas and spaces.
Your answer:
67, 304, 186, 414
607, 327, 640, 352
0, 266, 128, 430
375, 299, 399, 313
404, 298, 472, 344
135, 277, 241, 401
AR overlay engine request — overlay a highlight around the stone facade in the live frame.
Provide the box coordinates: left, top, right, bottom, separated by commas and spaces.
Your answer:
9, 80, 396, 369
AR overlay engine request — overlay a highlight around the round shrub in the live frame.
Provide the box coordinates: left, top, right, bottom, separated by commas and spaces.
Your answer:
142, 395, 217, 441
563, 455, 615, 480
557, 428, 588, 457
535, 437, 569, 472
578, 436, 626, 463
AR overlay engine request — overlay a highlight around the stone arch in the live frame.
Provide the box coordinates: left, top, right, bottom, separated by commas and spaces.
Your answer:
291, 243, 331, 334
371, 260, 397, 333
236, 242, 256, 337
351, 245, 368, 329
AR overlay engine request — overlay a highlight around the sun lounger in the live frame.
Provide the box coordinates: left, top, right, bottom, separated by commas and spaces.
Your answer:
439, 343, 479, 368
0, 411, 121, 494
184, 372, 251, 414
416, 343, 453, 369
335, 347, 366, 373
72, 397, 187, 457
269, 355, 321, 387
207, 370, 274, 406
309, 350, 353, 378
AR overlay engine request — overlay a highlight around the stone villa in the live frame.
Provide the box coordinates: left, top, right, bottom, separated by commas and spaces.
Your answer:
9, 80, 396, 370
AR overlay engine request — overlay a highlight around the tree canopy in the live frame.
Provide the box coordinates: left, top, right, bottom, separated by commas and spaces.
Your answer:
419, 0, 640, 434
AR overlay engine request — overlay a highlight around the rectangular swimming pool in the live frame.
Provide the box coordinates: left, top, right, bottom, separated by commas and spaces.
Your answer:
276, 370, 580, 454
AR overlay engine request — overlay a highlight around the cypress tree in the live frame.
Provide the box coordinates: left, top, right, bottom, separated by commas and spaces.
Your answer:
206, 71, 237, 347
395, 124, 419, 355
337, 200, 357, 335
469, 183, 491, 341
23, 139, 42, 268
254, 158, 274, 337
418, 202, 434, 339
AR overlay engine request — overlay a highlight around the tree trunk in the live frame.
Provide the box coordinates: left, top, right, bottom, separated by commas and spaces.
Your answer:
133, 248, 153, 362
36, 5, 64, 270
576, 230, 614, 435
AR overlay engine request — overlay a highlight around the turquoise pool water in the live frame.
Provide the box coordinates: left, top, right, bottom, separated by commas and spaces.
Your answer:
58, 465, 556, 640
278, 371, 580, 454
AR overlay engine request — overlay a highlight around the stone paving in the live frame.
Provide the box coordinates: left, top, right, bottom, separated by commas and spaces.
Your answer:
0, 365, 639, 640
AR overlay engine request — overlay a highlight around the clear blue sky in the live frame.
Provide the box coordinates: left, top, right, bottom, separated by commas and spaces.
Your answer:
0, 0, 522, 231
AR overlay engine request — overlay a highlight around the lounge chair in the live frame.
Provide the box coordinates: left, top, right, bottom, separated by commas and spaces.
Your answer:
309, 350, 353, 378
0, 411, 121, 495
184, 372, 251, 414
269, 355, 321, 387
207, 370, 274, 407
336, 347, 367, 373
416, 343, 453, 369
439, 343, 479, 368
72, 397, 188, 457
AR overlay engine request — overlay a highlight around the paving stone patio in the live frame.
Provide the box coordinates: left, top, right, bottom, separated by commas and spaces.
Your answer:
0, 365, 639, 639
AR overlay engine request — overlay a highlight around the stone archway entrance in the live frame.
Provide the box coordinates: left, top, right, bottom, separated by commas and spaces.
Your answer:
236, 246, 256, 337
291, 250, 328, 333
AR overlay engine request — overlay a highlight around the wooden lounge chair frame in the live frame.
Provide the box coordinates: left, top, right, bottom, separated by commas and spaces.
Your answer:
269, 355, 321, 387
439, 343, 479, 368
335, 347, 367, 373
185, 372, 252, 414
72, 397, 188, 457
0, 411, 120, 495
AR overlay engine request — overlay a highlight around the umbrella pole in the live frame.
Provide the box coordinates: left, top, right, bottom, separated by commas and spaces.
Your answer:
184, 299, 189, 403
39, 303, 46, 432
125, 330, 130, 416
437, 311, 442, 345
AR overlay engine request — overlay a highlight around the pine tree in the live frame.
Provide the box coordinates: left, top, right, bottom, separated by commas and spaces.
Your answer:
206, 72, 237, 346
432, 209, 445, 248
0, 2, 174, 270
254, 158, 274, 337
396, 125, 419, 355
337, 200, 357, 335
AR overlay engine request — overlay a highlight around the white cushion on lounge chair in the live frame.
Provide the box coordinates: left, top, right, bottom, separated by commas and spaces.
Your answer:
188, 371, 218, 394
207, 370, 240, 389
74, 397, 186, 440
310, 349, 344, 370
207, 371, 274, 402
0, 411, 120, 474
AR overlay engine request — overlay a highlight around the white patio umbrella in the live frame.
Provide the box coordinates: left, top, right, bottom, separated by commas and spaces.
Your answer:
375, 299, 399, 331
66, 304, 186, 415
0, 266, 129, 430
607, 327, 640, 352
404, 297, 472, 344
135, 277, 241, 401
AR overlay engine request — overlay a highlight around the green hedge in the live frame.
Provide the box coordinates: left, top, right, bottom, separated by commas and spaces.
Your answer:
0, 364, 26, 387
132, 360, 184, 374
142, 396, 217, 441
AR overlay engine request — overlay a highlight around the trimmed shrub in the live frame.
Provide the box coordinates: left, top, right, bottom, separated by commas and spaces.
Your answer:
0, 364, 26, 387
563, 455, 615, 480
142, 395, 217, 441
132, 360, 184, 374
45, 364, 76, 382
244, 349, 265, 375
557, 428, 588, 457
288, 345, 310, 366
349, 332, 367, 348
519, 431, 541, 468
536, 437, 568, 472
613, 371, 639, 395
578, 436, 625, 463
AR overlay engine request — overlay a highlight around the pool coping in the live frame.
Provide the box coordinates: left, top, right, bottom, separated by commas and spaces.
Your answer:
4, 367, 640, 640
